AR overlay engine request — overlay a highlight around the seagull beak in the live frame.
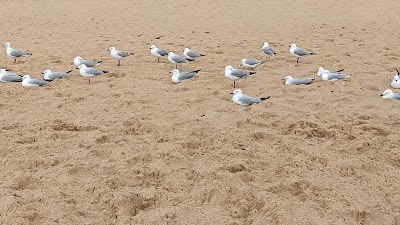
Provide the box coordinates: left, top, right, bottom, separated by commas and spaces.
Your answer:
230, 92, 234, 94
41, 72, 44, 74
380, 94, 384, 96
282, 78, 285, 80
76, 67, 79, 69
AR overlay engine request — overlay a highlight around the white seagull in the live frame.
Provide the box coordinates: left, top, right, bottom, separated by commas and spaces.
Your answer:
21, 75, 49, 87
42, 69, 73, 81
289, 43, 315, 63
4, 42, 32, 63
240, 58, 264, 69
0, 69, 23, 82
318, 68, 350, 81
171, 69, 201, 83
283, 76, 315, 85
150, 45, 169, 63
168, 52, 193, 69
381, 89, 400, 100
77, 64, 108, 84
262, 42, 277, 60
390, 69, 400, 89
225, 65, 256, 88
230, 89, 271, 106
74, 56, 102, 67
108, 47, 134, 66
183, 48, 205, 60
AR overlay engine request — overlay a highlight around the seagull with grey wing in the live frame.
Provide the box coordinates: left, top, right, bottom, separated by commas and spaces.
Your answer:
4, 42, 32, 63
240, 58, 264, 70
381, 89, 400, 100
150, 45, 169, 63
21, 75, 49, 87
225, 65, 256, 88
318, 68, 350, 81
77, 64, 108, 84
171, 69, 201, 83
0, 69, 23, 82
262, 42, 277, 60
42, 69, 73, 81
108, 47, 134, 66
289, 43, 315, 63
231, 89, 271, 106
183, 48, 205, 60
168, 52, 193, 69
283, 76, 314, 85
317, 67, 345, 77
74, 56, 102, 67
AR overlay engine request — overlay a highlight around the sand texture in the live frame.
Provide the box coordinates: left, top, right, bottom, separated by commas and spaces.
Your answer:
1, 0, 400, 224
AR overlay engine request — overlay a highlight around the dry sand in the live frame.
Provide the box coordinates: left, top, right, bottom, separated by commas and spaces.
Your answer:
1, 0, 400, 224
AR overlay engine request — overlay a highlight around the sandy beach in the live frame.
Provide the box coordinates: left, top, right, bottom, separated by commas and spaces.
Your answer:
1, 0, 400, 224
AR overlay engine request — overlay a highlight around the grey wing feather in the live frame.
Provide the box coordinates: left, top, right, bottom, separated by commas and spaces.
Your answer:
81, 59, 100, 67
291, 78, 314, 85
179, 70, 200, 80
157, 49, 169, 56
49, 72, 67, 80
172, 55, 188, 63
329, 73, 349, 80
1, 74, 22, 82
117, 51, 132, 57
239, 95, 261, 105
294, 48, 311, 56
187, 50, 202, 58
263, 47, 275, 56
245, 58, 262, 65
392, 94, 400, 100
231, 69, 250, 78
86, 67, 104, 75
31, 79, 48, 86
10, 49, 26, 57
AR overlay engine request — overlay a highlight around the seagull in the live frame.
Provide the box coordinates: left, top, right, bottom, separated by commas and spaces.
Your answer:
74, 56, 102, 67
283, 76, 315, 85
390, 69, 400, 89
150, 45, 169, 63
262, 42, 277, 60
4, 42, 32, 63
381, 89, 400, 100
183, 48, 205, 60
168, 52, 193, 69
77, 64, 108, 84
240, 58, 264, 70
289, 43, 315, 63
0, 69, 23, 82
225, 65, 256, 88
108, 47, 134, 66
42, 69, 73, 81
317, 67, 345, 76
230, 89, 271, 106
21, 75, 49, 87
171, 69, 201, 83
319, 69, 350, 81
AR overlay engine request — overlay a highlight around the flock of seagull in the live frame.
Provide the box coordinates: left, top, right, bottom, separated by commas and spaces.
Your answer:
0, 41, 399, 105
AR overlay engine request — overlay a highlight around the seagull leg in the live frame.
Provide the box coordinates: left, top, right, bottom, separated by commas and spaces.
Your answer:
14, 58, 16, 63
296, 58, 299, 63
234, 81, 236, 88
175, 64, 178, 69
89, 78, 91, 85
157, 58, 160, 63
118, 60, 121, 66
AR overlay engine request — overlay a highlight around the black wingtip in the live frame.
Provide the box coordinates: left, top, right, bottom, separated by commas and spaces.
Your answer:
200, 54, 206, 56
261, 96, 271, 101
249, 71, 257, 75
187, 58, 194, 62
192, 69, 202, 73
337, 69, 345, 73
66, 70, 73, 73
98, 61, 103, 63
103, 71, 108, 74
396, 69, 399, 75
130, 53, 134, 56
310, 53, 316, 55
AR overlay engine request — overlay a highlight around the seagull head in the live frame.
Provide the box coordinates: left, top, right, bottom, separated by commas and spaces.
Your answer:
225, 65, 234, 72
108, 47, 116, 52
289, 43, 296, 49
150, 45, 156, 49
263, 42, 269, 47
170, 69, 179, 75
42, 69, 51, 74
317, 67, 325, 76
168, 52, 175, 56
4, 42, 10, 48
239, 59, 246, 67
230, 89, 243, 95
77, 64, 86, 70
22, 75, 31, 80
381, 89, 394, 98
283, 75, 293, 81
